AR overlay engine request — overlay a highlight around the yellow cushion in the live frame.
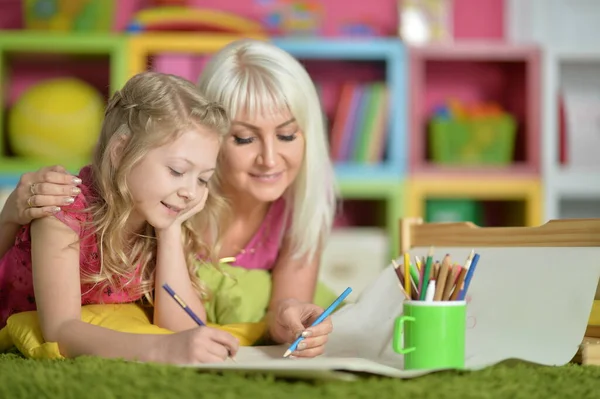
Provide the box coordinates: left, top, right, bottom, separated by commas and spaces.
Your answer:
0, 303, 266, 359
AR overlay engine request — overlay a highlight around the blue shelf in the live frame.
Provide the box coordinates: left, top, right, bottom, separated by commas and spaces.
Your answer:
272, 37, 408, 177
271, 37, 403, 60
334, 162, 402, 181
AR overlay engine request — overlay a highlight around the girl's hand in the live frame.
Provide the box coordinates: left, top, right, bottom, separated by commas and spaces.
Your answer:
3, 165, 81, 225
153, 326, 240, 364
174, 189, 209, 227
268, 298, 333, 358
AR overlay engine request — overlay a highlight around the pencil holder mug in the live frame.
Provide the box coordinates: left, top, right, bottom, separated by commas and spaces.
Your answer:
393, 300, 467, 371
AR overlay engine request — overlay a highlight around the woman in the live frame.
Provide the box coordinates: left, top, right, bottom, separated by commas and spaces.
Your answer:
0, 39, 338, 357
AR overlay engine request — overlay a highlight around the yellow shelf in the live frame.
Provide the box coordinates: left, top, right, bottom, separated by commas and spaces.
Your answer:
406, 177, 544, 227
127, 32, 268, 77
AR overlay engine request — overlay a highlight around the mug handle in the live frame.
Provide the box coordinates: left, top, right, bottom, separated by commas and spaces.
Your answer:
393, 316, 416, 354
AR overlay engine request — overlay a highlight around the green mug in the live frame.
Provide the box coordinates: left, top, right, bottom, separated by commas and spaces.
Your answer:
393, 300, 466, 370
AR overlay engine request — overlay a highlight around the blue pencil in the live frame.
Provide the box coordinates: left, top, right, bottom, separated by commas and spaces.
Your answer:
458, 253, 480, 300
162, 283, 206, 326
283, 287, 352, 358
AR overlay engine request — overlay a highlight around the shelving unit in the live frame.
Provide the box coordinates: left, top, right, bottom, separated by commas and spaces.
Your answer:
507, 0, 600, 222
543, 46, 600, 220
0, 31, 128, 187
273, 38, 407, 181
126, 32, 267, 78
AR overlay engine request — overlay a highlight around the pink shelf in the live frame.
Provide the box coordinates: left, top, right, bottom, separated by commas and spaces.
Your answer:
408, 42, 541, 176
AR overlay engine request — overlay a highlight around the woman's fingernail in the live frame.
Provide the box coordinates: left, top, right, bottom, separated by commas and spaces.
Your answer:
294, 331, 303, 339
63, 197, 75, 205
297, 342, 306, 350
301, 330, 312, 338
50, 207, 61, 213
72, 177, 82, 185
72, 187, 81, 195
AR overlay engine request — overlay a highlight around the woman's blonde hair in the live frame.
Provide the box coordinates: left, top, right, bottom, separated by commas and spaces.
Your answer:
85, 71, 229, 303
197, 39, 337, 262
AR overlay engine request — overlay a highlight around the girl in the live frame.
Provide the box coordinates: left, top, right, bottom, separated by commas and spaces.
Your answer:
0, 39, 337, 358
0, 71, 239, 364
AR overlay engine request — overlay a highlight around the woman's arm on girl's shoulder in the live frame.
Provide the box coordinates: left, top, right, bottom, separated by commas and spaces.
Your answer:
30, 216, 165, 361
0, 166, 78, 258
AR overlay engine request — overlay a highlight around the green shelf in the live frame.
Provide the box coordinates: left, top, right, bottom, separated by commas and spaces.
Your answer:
0, 31, 128, 186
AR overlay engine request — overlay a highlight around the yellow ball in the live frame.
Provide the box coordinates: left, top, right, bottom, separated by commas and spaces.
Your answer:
8, 78, 104, 160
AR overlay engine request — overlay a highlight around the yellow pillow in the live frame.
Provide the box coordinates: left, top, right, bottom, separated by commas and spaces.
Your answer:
0, 303, 266, 360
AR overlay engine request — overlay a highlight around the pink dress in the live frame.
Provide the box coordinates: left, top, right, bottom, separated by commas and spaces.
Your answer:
0, 166, 142, 329
231, 197, 287, 271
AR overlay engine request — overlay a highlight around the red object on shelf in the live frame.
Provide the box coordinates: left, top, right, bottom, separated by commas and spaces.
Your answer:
558, 92, 568, 165
409, 42, 541, 176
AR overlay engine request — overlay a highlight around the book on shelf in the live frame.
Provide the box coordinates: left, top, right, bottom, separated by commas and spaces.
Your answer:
329, 82, 389, 164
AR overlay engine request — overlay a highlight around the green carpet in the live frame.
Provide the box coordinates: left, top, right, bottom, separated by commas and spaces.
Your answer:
1, 353, 599, 399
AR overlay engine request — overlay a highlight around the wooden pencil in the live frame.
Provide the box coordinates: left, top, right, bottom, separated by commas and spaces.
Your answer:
392, 259, 404, 286
442, 264, 456, 300
434, 255, 451, 301
450, 267, 469, 300
403, 252, 411, 298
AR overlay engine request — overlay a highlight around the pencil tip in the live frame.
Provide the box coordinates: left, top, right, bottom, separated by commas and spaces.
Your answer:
283, 350, 292, 358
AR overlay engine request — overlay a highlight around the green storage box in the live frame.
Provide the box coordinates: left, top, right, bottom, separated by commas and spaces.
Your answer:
426, 199, 483, 225
429, 115, 517, 165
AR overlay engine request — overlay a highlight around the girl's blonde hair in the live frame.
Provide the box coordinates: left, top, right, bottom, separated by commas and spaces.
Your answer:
85, 71, 229, 303
197, 39, 337, 262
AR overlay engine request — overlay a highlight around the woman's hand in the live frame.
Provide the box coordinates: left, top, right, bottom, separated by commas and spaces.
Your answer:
153, 326, 240, 364
2, 165, 81, 225
268, 298, 333, 358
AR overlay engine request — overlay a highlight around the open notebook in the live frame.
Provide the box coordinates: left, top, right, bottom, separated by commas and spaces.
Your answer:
187, 247, 600, 381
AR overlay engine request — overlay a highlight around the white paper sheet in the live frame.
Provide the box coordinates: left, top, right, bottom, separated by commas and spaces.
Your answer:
188, 247, 600, 380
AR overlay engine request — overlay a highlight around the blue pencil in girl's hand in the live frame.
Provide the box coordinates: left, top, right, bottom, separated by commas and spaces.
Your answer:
283, 287, 353, 358
162, 283, 206, 326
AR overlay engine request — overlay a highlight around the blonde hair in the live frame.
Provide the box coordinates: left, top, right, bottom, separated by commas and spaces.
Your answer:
197, 39, 337, 262
85, 71, 229, 303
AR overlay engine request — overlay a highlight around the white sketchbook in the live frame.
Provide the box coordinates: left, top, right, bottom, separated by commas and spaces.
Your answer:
188, 247, 600, 380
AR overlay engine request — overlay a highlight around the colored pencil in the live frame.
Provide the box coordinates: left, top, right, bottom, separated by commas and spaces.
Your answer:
434, 255, 451, 301
419, 247, 434, 301
162, 283, 236, 362
283, 287, 352, 358
458, 253, 480, 300
403, 252, 411, 298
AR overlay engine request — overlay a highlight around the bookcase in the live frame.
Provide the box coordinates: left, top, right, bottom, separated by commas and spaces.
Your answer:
543, 46, 600, 221
0, 31, 128, 187
407, 41, 544, 227
507, 0, 600, 222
